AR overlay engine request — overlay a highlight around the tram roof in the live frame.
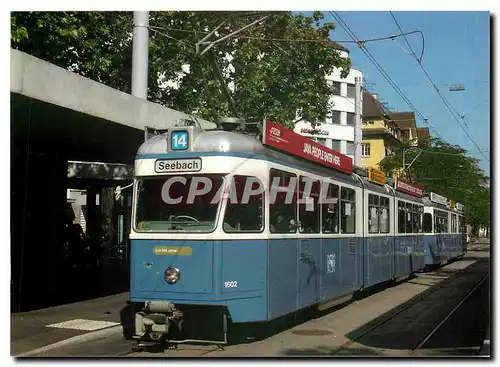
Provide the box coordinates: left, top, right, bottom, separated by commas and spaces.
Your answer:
136, 128, 362, 186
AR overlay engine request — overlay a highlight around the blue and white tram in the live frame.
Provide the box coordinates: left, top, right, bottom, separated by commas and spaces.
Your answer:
393, 189, 426, 277
127, 120, 461, 344
422, 193, 467, 268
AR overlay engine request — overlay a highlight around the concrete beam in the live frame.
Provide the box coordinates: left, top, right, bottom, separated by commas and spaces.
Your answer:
67, 161, 133, 180
11, 49, 217, 131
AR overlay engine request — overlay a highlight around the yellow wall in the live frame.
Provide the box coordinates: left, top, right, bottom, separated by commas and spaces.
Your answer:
361, 138, 386, 169
362, 119, 387, 131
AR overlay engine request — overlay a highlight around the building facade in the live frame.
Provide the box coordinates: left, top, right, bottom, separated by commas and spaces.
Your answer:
360, 92, 403, 170
294, 47, 362, 160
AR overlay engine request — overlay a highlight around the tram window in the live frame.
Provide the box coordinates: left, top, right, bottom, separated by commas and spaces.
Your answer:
368, 194, 379, 234
341, 187, 356, 234
134, 174, 225, 232
412, 204, 420, 233
379, 196, 390, 233
223, 175, 264, 233
269, 169, 297, 233
423, 213, 433, 233
321, 183, 339, 234
443, 214, 449, 233
398, 201, 406, 234
405, 202, 413, 233
298, 176, 320, 233
434, 211, 440, 233
451, 214, 457, 233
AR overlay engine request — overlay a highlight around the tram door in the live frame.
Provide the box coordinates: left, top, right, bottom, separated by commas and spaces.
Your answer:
298, 239, 320, 309
297, 178, 321, 309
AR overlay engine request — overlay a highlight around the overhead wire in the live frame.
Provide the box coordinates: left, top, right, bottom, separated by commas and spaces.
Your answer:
329, 11, 444, 141
388, 11, 488, 162
149, 24, 425, 48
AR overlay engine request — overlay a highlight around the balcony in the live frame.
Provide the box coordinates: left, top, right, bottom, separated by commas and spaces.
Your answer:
362, 119, 401, 141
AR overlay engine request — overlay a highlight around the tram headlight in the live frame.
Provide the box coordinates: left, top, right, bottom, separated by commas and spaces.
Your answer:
164, 267, 180, 284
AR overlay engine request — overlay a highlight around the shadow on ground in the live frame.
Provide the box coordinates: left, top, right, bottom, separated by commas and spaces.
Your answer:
343, 259, 488, 352
281, 345, 383, 356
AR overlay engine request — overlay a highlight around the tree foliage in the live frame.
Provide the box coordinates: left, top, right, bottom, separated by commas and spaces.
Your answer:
11, 11, 351, 128
379, 138, 490, 233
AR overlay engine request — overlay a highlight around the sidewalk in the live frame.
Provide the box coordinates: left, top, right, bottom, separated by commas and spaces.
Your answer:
11, 292, 130, 356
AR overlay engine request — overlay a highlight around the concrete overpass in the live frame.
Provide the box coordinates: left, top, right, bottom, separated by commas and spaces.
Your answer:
11, 49, 216, 312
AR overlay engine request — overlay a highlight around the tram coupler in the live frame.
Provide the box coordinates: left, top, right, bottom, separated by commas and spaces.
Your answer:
134, 301, 183, 342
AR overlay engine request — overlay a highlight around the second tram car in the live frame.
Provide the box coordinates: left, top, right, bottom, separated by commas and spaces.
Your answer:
422, 194, 467, 269
128, 119, 468, 345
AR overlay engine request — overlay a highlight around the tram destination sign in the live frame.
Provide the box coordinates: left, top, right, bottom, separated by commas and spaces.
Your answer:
262, 120, 353, 174
394, 178, 424, 198
430, 192, 448, 206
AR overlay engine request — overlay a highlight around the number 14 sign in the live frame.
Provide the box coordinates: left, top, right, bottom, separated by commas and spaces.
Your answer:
170, 130, 189, 151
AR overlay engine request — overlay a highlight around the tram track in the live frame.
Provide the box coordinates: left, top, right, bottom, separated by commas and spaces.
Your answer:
330, 258, 489, 356
410, 274, 489, 355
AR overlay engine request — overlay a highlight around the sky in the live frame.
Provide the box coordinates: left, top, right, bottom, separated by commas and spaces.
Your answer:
301, 11, 490, 176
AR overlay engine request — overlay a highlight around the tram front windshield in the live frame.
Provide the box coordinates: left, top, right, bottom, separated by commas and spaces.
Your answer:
135, 174, 225, 232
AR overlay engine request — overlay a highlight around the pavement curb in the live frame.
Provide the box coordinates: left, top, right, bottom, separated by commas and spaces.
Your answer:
16, 325, 123, 357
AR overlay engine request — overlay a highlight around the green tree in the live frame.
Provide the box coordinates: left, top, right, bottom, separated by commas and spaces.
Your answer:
11, 11, 350, 128
379, 137, 490, 233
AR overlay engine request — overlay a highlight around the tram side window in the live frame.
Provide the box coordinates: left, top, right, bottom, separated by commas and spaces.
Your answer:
269, 169, 297, 233
223, 175, 264, 233
341, 187, 356, 234
420, 206, 424, 233
459, 216, 466, 233
423, 213, 433, 233
322, 182, 339, 234
398, 201, 406, 234
368, 194, 379, 234
298, 176, 320, 233
434, 211, 440, 233
443, 213, 449, 233
412, 204, 420, 233
405, 202, 413, 233
379, 196, 390, 233
451, 214, 457, 233
434, 210, 447, 233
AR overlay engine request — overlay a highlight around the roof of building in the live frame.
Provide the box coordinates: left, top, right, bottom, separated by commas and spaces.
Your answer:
389, 111, 416, 130
331, 41, 349, 52
416, 127, 431, 141
362, 91, 388, 118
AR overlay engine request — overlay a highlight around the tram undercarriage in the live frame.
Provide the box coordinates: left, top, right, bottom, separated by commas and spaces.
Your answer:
133, 301, 229, 346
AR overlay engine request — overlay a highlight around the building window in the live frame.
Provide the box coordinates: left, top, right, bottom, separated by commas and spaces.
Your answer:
347, 83, 356, 99
315, 138, 327, 146
361, 143, 370, 157
332, 81, 341, 95
346, 112, 355, 126
331, 139, 341, 151
346, 142, 355, 155
332, 110, 341, 125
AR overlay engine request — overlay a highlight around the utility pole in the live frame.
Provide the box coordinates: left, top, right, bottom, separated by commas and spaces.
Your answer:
354, 77, 362, 167
131, 11, 149, 100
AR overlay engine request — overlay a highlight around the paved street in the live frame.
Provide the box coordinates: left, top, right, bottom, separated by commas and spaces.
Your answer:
16, 240, 489, 358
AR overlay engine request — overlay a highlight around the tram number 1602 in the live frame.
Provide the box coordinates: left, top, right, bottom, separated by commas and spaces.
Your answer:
224, 281, 238, 288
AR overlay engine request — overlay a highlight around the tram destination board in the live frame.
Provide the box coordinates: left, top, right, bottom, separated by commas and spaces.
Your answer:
262, 120, 353, 174
394, 177, 424, 197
